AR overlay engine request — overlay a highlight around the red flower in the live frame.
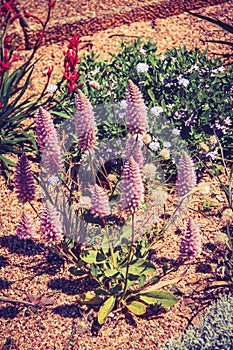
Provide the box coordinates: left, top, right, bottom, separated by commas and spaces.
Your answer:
47, 65, 54, 77
48, 0, 56, 8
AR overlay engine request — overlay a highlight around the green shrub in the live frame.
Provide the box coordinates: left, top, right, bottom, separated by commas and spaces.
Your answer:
51, 39, 233, 179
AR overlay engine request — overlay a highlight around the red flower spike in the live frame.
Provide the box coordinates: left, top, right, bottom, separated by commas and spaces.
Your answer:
47, 65, 54, 77
14, 153, 36, 204
48, 0, 56, 8
120, 157, 144, 215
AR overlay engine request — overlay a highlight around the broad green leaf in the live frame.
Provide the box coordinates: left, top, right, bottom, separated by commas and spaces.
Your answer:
81, 250, 98, 263
138, 290, 178, 307
98, 295, 115, 324
104, 268, 119, 277
126, 301, 147, 315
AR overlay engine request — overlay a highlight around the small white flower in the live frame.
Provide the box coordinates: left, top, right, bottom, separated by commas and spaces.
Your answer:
160, 54, 166, 61
150, 106, 164, 116
177, 77, 189, 87
139, 47, 146, 55
185, 64, 199, 74
163, 141, 171, 148
172, 128, 180, 136
119, 100, 127, 110
212, 66, 225, 74
206, 148, 218, 160
166, 103, 174, 110
48, 175, 60, 185
149, 141, 160, 152
224, 116, 232, 126
136, 62, 149, 73
90, 68, 100, 75
46, 84, 58, 93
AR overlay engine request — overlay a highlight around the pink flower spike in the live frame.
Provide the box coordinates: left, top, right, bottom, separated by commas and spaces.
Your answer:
16, 211, 35, 239
35, 107, 63, 175
126, 80, 148, 135
176, 152, 196, 198
120, 157, 144, 215
180, 218, 201, 259
74, 90, 97, 152
125, 134, 144, 170
40, 203, 63, 243
14, 153, 36, 204
90, 184, 111, 218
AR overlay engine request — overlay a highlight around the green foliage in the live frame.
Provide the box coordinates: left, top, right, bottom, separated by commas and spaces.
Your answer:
160, 293, 233, 350
51, 38, 233, 180
69, 238, 177, 324
0, 1, 54, 175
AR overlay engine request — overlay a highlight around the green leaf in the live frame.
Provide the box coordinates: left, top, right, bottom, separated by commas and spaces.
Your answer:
104, 268, 119, 277
81, 250, 98, 263
139, 275, 147, 288
98, 295, 115, 324
138, 290, 178, 307
125, 301, 147, 315
148, 88, 155, 103
76, 291, 103, 305
0, 155, 16, 167
69, 266, 87, 277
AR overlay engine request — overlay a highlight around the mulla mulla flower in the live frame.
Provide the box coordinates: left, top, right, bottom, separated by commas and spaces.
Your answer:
125, 80, 148, 135
120, 157, 144, 215
125, 134, 144, 170
40, 203, 63, 243
35, 107, 63, 175
74, 90, 97, 152
16, 211, 35, 239
14, 153, 36, 204
180, 218, 201, 259
90, 184, 111, 219
176, 152, 196, 198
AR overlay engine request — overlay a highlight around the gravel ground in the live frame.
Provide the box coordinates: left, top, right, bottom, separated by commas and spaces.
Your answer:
0, 1, 233, 349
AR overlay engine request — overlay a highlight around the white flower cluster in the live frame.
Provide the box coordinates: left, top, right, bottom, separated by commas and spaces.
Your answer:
46, 84, 58, 93
150, 106, 164, 116
177, 76, 189, 87
136, 62, 149, 73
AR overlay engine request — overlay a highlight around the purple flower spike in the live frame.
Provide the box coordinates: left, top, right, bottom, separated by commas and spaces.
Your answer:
74, 90, 97, 152
180, 218, 201, 258
35, 107, 63, 175
40, 203, 63, 243
125, 134, 144, 170
126, 80, 148, 135
120, 157, 144, 215
176, 152, 196, 198
14, 153, 36, 204
90, 184, 111, 218
16, 211, 35, 239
